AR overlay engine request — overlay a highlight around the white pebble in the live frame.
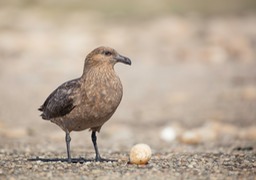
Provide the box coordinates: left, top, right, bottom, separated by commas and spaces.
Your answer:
160, 127, 177, 142
129, 143, 152, 165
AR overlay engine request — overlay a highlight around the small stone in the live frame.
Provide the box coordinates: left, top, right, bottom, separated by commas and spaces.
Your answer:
179, 131, 201, 144
129, 143, 152, 165
160, 127, 177, 142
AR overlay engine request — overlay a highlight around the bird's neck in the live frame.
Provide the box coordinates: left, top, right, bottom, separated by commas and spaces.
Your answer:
80, 64, 122, 95
81, 64, 117, 81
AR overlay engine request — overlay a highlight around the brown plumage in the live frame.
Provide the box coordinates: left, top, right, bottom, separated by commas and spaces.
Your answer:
39, 46, 131, 162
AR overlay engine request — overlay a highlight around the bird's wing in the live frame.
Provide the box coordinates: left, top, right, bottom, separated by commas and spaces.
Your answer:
39, 78, 81, 120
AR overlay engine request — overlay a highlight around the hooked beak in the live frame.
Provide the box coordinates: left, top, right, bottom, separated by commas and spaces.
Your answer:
115, 54, 132, 65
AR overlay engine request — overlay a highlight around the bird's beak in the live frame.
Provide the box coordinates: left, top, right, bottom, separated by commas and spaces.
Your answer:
115, 54, 132, 65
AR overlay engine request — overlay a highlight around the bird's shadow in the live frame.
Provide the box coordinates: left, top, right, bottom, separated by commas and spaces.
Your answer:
27, 157, 116, 164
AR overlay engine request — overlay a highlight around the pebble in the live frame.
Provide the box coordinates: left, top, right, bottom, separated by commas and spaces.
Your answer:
179, 130, 202, 144
160, 127, 177, 142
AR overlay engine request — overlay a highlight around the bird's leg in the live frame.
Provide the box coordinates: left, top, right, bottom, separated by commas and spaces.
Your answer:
65, 131, 72, 163
91, 131, 102, 162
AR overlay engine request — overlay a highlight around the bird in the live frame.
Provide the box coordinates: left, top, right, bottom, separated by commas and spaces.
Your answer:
38, 46, 131, 163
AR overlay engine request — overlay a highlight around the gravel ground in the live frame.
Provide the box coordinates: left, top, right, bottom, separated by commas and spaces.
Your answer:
0, 142, 255, 180
1, 2, 256, 180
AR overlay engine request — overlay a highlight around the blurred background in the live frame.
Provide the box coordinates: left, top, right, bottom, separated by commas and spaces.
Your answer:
0, 0, 256, 153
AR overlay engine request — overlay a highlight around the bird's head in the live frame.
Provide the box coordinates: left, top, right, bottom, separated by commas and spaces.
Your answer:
84, 46, 131, 68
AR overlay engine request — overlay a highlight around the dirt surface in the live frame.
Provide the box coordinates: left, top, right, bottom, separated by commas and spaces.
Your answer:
0, 145, 255, 179
0, 2, 256, 180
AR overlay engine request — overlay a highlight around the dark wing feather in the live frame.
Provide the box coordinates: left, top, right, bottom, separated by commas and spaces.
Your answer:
39, 78, 81, 120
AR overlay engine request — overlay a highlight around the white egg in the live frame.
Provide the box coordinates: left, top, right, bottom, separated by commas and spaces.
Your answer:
129, 143, 152, 165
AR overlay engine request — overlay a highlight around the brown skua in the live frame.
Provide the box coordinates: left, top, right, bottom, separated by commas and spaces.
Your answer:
39, 46, 131, 163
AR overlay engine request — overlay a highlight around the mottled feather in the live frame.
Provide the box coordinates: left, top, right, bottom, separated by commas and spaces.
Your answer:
39, 78, 80, 120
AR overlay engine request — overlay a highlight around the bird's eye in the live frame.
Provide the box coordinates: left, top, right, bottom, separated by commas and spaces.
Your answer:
104, 51, 112, 56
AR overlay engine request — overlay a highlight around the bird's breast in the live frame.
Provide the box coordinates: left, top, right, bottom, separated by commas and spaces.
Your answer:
82, 72, 123, 120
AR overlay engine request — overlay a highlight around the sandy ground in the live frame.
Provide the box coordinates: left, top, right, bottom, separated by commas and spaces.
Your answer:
0, 5, 256, 180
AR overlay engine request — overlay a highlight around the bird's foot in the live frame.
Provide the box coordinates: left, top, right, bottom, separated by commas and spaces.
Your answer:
95, 156, 116, 162
67, 157, 87, 163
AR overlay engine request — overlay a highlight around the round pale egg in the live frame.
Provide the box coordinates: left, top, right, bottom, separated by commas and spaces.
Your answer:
129, 143, 152, 165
